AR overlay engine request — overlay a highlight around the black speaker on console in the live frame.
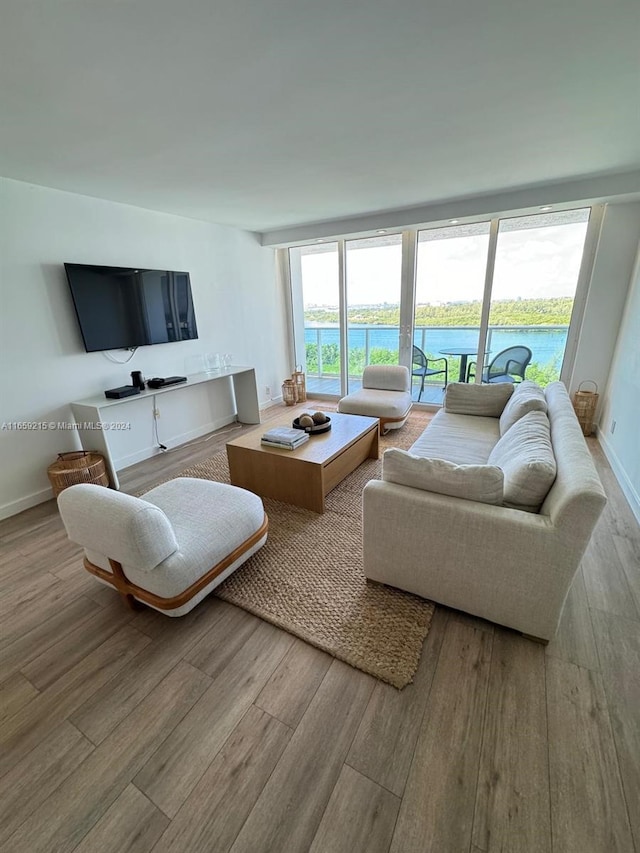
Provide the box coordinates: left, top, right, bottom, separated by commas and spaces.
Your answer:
131, 370, 146, 390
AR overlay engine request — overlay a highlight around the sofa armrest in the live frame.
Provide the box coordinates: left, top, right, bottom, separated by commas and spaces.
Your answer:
362, 479, 583, 640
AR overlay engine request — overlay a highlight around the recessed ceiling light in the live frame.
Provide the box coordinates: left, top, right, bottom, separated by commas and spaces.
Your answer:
316, 239, 324, 243
449, 219, 459, 224
540, 206, 553, 211
377, 229, 387, 234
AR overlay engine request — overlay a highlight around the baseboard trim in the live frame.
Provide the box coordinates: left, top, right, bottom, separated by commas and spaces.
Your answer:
598, 432, 640, 525
260, 396, 282, 410
113, 414, 238, 469
0, 414, 241, 521
0, 486, 54, 521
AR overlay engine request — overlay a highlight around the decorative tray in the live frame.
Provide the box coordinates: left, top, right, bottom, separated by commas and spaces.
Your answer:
292, 414, 332, 435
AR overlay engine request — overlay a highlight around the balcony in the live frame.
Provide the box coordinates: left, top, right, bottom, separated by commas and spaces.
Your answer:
304, 323, 568, 403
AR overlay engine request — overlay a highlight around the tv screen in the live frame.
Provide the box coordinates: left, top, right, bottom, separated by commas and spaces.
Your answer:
64, 263, 199, 352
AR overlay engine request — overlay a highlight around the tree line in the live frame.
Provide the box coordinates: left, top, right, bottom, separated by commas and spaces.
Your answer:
305, 297, 573, 327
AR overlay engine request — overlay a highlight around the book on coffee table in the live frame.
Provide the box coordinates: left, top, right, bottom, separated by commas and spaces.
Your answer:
261, 436, 309, 450
262, 427, 307, 444
260, 427, 309, 450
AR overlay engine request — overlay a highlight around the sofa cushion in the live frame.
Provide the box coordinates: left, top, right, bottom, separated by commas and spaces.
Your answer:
383, 449, 504, 504
444, 382, 514, 417
489, 410, 557, 511
410, 409, 500, 465
499, 380, 548, 435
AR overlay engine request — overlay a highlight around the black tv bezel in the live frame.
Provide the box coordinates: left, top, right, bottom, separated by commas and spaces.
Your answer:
64, 262, 198, 353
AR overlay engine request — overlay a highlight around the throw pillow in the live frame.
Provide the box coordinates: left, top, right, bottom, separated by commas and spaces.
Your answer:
382, 449, 504, 504
444, 382, 514, 418
488, 410, 556, 512
499, 380, 548, 435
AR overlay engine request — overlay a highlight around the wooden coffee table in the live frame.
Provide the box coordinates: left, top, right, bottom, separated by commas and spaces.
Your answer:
226, 412, 379, 513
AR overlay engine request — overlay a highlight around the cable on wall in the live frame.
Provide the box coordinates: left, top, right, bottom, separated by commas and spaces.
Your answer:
102, 347, 138, 364
152, 402, 167, 451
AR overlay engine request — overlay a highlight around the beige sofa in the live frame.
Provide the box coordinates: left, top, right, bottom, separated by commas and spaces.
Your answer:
363, 380, 607, 640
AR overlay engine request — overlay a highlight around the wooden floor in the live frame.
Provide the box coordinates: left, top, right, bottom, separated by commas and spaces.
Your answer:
1, 401, 638, 853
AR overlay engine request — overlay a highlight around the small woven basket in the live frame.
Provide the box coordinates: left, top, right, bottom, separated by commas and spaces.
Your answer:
292, 367, 307, 403
47, 451, 109, 497
572, 380, 599, 436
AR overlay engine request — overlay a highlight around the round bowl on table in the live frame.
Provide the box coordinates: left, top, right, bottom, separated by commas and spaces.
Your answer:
292, 415, 332, 435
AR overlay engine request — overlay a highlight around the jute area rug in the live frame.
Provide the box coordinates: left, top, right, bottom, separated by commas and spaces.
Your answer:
177, 411, 435, 689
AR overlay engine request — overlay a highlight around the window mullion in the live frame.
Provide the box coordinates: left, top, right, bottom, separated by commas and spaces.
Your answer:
400, 230, 417, 369
476, 218, 499, 383
338, 239, 348, 396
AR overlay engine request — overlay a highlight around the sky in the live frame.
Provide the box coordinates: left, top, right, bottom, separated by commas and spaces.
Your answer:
300, 221, 590, 307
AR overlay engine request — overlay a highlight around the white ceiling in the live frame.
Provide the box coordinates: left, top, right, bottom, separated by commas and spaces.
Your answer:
1, 0, 639, 234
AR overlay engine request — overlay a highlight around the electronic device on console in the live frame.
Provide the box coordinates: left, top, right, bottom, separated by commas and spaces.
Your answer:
104, 385, 141, 399
147, 376, 188, 389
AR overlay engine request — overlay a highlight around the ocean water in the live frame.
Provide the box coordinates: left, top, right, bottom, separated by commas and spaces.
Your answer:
304, 326, 568, 367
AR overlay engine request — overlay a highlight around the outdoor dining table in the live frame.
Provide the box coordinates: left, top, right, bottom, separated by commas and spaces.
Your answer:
439, 347, 488, 383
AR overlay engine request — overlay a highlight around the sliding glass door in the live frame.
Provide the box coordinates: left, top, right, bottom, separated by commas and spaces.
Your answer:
345, 234, 403, 393
413, 223, 490, 401
289, 243, 341, 395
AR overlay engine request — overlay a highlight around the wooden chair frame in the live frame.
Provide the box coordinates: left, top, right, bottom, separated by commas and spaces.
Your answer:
83, 514, 268, 611
379, 405, 413, 435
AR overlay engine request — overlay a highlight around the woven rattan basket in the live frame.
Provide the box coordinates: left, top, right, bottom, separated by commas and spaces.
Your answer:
47, 451, 109, 497
572, 380, 599, 436
292, 367, 307, 403
282, 379, 298, 406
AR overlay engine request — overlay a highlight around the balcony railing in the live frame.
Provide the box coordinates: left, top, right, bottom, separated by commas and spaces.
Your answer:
303, 324, 568, 397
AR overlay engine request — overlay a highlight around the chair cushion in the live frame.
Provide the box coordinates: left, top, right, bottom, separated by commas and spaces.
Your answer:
444, 382, 514, 417
58, 483, 178, 571
338, 388, 412, 419
362, 364, 410, 392
116, 478, 266, 596
488, 411, 557, 511
383, 449, 504, 504
499, 380, 548, 435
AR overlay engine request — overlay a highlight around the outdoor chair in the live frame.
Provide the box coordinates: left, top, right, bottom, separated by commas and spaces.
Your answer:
412, 345, 448, 401
467, 345, 532, 384
57, 478, 268, 616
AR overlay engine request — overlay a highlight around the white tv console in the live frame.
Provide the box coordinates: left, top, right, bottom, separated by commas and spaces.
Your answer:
70, 367, 260, 489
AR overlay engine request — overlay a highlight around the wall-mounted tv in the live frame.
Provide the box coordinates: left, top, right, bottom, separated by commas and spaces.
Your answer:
64, 263, 199, 352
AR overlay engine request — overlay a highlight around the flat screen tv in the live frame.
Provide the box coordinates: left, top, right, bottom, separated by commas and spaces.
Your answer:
64, 263, 199, 352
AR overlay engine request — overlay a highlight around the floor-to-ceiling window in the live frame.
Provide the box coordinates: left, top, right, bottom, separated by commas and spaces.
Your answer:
345, 234, 403, 392
289, 242, 341, 395
288, 207, 592, 402
414, 223, 491, 402
487, 209, 590, 385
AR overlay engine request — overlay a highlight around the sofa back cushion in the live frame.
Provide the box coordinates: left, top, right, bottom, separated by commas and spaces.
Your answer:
499, 380, 548, 435
488, 410, 557, 511
444, 382, 514, 417
382, 449, 504, 504
362, 364, 410, 392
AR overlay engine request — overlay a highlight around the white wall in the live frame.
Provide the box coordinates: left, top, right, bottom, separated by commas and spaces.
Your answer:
0, 178, 288, 518
569, 202, 640, 407
598, 242, 640, 521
